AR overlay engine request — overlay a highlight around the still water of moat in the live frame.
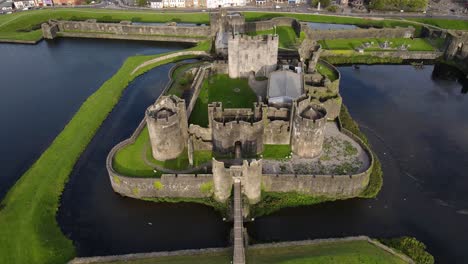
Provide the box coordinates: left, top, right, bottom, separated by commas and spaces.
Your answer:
1, 39, 467, 263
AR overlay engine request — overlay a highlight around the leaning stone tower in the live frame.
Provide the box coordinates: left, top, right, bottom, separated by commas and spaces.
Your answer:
291, 96, 327, 158
145, 95, 188, 161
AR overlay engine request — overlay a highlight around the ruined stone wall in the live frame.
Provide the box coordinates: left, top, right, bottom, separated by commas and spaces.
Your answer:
212, 159, 262, 203
305, 26, 415, 41
263, 124, 373, 197
241, 159, 262, 204
244, 17, 302, 36
186, 66, 209, 117
188, 125, 212, 151
41, 22, 59, 39
291, 97, 327, 158
228, 34, 278, 78
42, 20, 209, 43
212, 159, 234, 202
212, 60, 229, 74
56, 20, 210, 36
263, 104, 291, 145
110, 173, 213, 199
444, 30, 468, 60
321, 50, 443, 60
146, 96, 188, 161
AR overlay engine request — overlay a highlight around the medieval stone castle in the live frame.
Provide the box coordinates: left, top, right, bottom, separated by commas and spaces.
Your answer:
106, 11, 375, 207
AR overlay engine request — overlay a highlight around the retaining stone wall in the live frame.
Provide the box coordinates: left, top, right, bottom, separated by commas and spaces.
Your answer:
304, 26, 415, 41
321, 50, 443, 60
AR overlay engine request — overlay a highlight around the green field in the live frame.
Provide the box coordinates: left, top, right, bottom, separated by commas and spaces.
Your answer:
189, 74, 258, 127
0, 9, 209, 41
262, 144, 292, 160
319, 38, 436, 51
0, 42, 210, 264
316, 61, 339, 81
113, 127, 212, 177
94, 240, 408, 264
409, 17, 468, 30
247, 26, 305, 49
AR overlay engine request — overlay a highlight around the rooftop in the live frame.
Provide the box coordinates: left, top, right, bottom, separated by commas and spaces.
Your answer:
267, 70, 302, 106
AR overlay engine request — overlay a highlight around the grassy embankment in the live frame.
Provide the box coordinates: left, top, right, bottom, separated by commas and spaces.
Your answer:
0, 8, 209, 41
316, 61, 339, 81
113, 127, 213, 177
408, 18, 468, 30
247, 25, 305, 49
0, 41, 211, 264
189, 74, 258, 127
92, 240, 408, 264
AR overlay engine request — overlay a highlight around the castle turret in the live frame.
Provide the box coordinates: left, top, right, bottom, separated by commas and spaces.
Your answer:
291, 96, 327, 158
146, 95, 188, 161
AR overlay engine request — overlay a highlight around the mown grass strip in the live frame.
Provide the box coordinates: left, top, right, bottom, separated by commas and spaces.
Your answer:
0, 41, 210, 264
0, 8, 210, 41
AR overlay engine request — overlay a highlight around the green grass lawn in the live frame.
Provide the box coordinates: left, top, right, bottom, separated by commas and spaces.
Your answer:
96, 251, 231, 264
188, 74, 257, 127
316, 61, 339, 81
94, 240, 408, 264
166, 62, 202, 97
409, 18, 468, 30
247, 26, 305, 49
113, 127, 212, 177
319, 38, 435, 51
262, 144, 292, 160
0, 42, 210, 264
246, 240, 407, 264
0, 9, 209, 41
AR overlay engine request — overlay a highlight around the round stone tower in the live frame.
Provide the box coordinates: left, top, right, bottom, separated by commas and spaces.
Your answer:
291, 96, 327, 158
146, 95, 188, 161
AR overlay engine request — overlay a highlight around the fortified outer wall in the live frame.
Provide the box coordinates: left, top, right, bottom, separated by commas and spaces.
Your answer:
228, 34, 278, 78
106, 118, 213, 199
291, 97, 327, 158
263, 126, 373, 197
146, 95, 188, 161
212, 159, 262, 203
304, 26, 414, 41
42, 20, 209, 43
321, 50, 444, 60
444, 30, 468, 61
110, 174, 213, 199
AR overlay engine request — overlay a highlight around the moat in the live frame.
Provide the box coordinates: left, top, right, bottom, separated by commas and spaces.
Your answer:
1, 40, 467, 263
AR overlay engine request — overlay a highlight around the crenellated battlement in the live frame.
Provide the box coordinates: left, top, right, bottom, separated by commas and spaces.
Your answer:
146, 95, 188, 161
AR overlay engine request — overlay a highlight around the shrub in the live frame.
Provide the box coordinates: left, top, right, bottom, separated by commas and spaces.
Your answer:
153, 181, 163, 190
380, 237, 434, 264
200, 181, 214, 195
326, 5, 338, 12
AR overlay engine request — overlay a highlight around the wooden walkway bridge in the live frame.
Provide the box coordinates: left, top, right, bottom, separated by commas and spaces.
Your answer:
233, 181, 245, 264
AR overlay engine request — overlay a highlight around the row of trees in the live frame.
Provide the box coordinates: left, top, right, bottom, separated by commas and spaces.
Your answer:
368, 0, 429, 11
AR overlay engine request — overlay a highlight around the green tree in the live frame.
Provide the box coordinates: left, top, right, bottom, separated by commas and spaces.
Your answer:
137, 0, 147, 7
380, 237, 434, 264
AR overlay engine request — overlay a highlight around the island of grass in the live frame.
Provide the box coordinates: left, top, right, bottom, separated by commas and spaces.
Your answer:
189, 74, 258, 127
0, 41, 212, 264
81, 239, 412, 264
247, 26, 305, 49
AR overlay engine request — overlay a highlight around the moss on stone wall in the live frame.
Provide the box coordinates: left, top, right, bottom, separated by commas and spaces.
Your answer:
339, 105, 383, 198
143, 196, 228, 216
250, 191, 334, 217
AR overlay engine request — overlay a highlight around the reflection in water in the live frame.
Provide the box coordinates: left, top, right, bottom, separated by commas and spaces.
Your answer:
248, 65, 467, 264
307, 22, 358, 30
0, 39, 188, 200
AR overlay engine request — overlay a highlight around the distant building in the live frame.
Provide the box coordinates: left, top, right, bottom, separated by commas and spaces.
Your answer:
207, 0, 245, 8
255, 0, 266, 5
149, 0, 163, 8
13, 0, 35, 9
52, 0, 85, 5
339, 0, 348, 5
163, 0, 185, 7
35, 0, 54, 6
